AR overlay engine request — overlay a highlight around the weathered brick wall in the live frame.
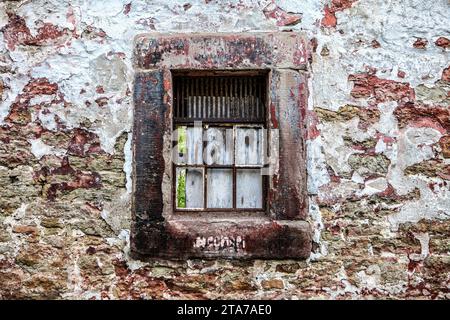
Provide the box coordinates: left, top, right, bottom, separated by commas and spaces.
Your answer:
0, 0, 448, 299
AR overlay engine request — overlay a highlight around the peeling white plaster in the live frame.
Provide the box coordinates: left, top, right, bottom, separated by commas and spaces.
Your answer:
319, 117, 370, 176
307, 137, 330, 194
358, 177, 388, 196
388, 182, 450, 230
29, 138, 64, 159
123, 132, 132, 193
309, 199, 327, 261
356, 265, 381, 290
409, 232, 430, 261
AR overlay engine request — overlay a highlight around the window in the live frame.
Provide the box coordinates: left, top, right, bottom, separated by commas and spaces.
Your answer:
172, 73, 267, 212
132, 33, 311, 260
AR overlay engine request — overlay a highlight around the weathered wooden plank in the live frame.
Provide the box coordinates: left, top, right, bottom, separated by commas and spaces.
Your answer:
204, 127, 233, 165
186, 126, 203, 165
207, 168, 232, 208
235, 127, 262, 166
185, 168, 204, 208
236, 169, 262, 208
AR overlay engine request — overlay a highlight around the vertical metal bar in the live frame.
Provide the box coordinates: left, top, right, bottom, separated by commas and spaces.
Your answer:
243, 77, 246, 119
225, 77, 229, 118
221, 77, 225, 119
196, 77, 199, 119
189, 77, 192, 118
237, 77, 241, 119
200, 77, 208, 118
230, 77, 233, 118
174, 78, 178, 119
186, 77, 190, 118
244, 77, 248, 120
192, 77, 194, 118
233, 77, 238, 119
254, 77, 257, 120
199, 77, 202, 119
213, 77, 217, 119
256, 77, 260, 121
203, 77, 206, 119
234, 77, 237, 119
241, 77, 245, 119
207, 77, 210, 119
248, 77, 256, 120
229, 77, 232, 119
211, 77, 215, 119
205, 77, 209, 119
255, 77, 259, 120
262, 76, 267, 121
232, 125, 236, 209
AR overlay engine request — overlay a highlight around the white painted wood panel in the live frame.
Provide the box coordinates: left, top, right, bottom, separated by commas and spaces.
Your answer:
204, 127, 233, 165
186, 126, 203, 165
236, 169, 262, 208
185, 168, 204, 208
207, 168, 232, 208
235, 127, 263, 166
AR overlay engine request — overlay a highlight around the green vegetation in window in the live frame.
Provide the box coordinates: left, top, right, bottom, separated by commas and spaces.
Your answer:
176, 169, 186, 208
178, 126, 187, 155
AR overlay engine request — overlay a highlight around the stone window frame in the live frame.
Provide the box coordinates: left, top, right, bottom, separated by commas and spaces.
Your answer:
132, 32, 312, 260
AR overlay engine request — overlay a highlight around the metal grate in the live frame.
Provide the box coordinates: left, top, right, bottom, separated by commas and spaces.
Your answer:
173, 75, 266, 123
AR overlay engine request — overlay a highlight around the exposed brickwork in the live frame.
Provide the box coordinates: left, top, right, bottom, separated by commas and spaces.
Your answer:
321, 0, 359, 27
413, 38, 428, 49
349, 71, 415, 105
435, 37, 450, 49
1, 13, 72, 51
263, 3, 302, 27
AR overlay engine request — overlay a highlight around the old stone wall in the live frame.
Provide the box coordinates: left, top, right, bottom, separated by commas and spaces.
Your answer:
0, 0, 448, 299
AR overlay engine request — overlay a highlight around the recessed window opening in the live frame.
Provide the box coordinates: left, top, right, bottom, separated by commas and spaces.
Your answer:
172, 72, 268, 212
